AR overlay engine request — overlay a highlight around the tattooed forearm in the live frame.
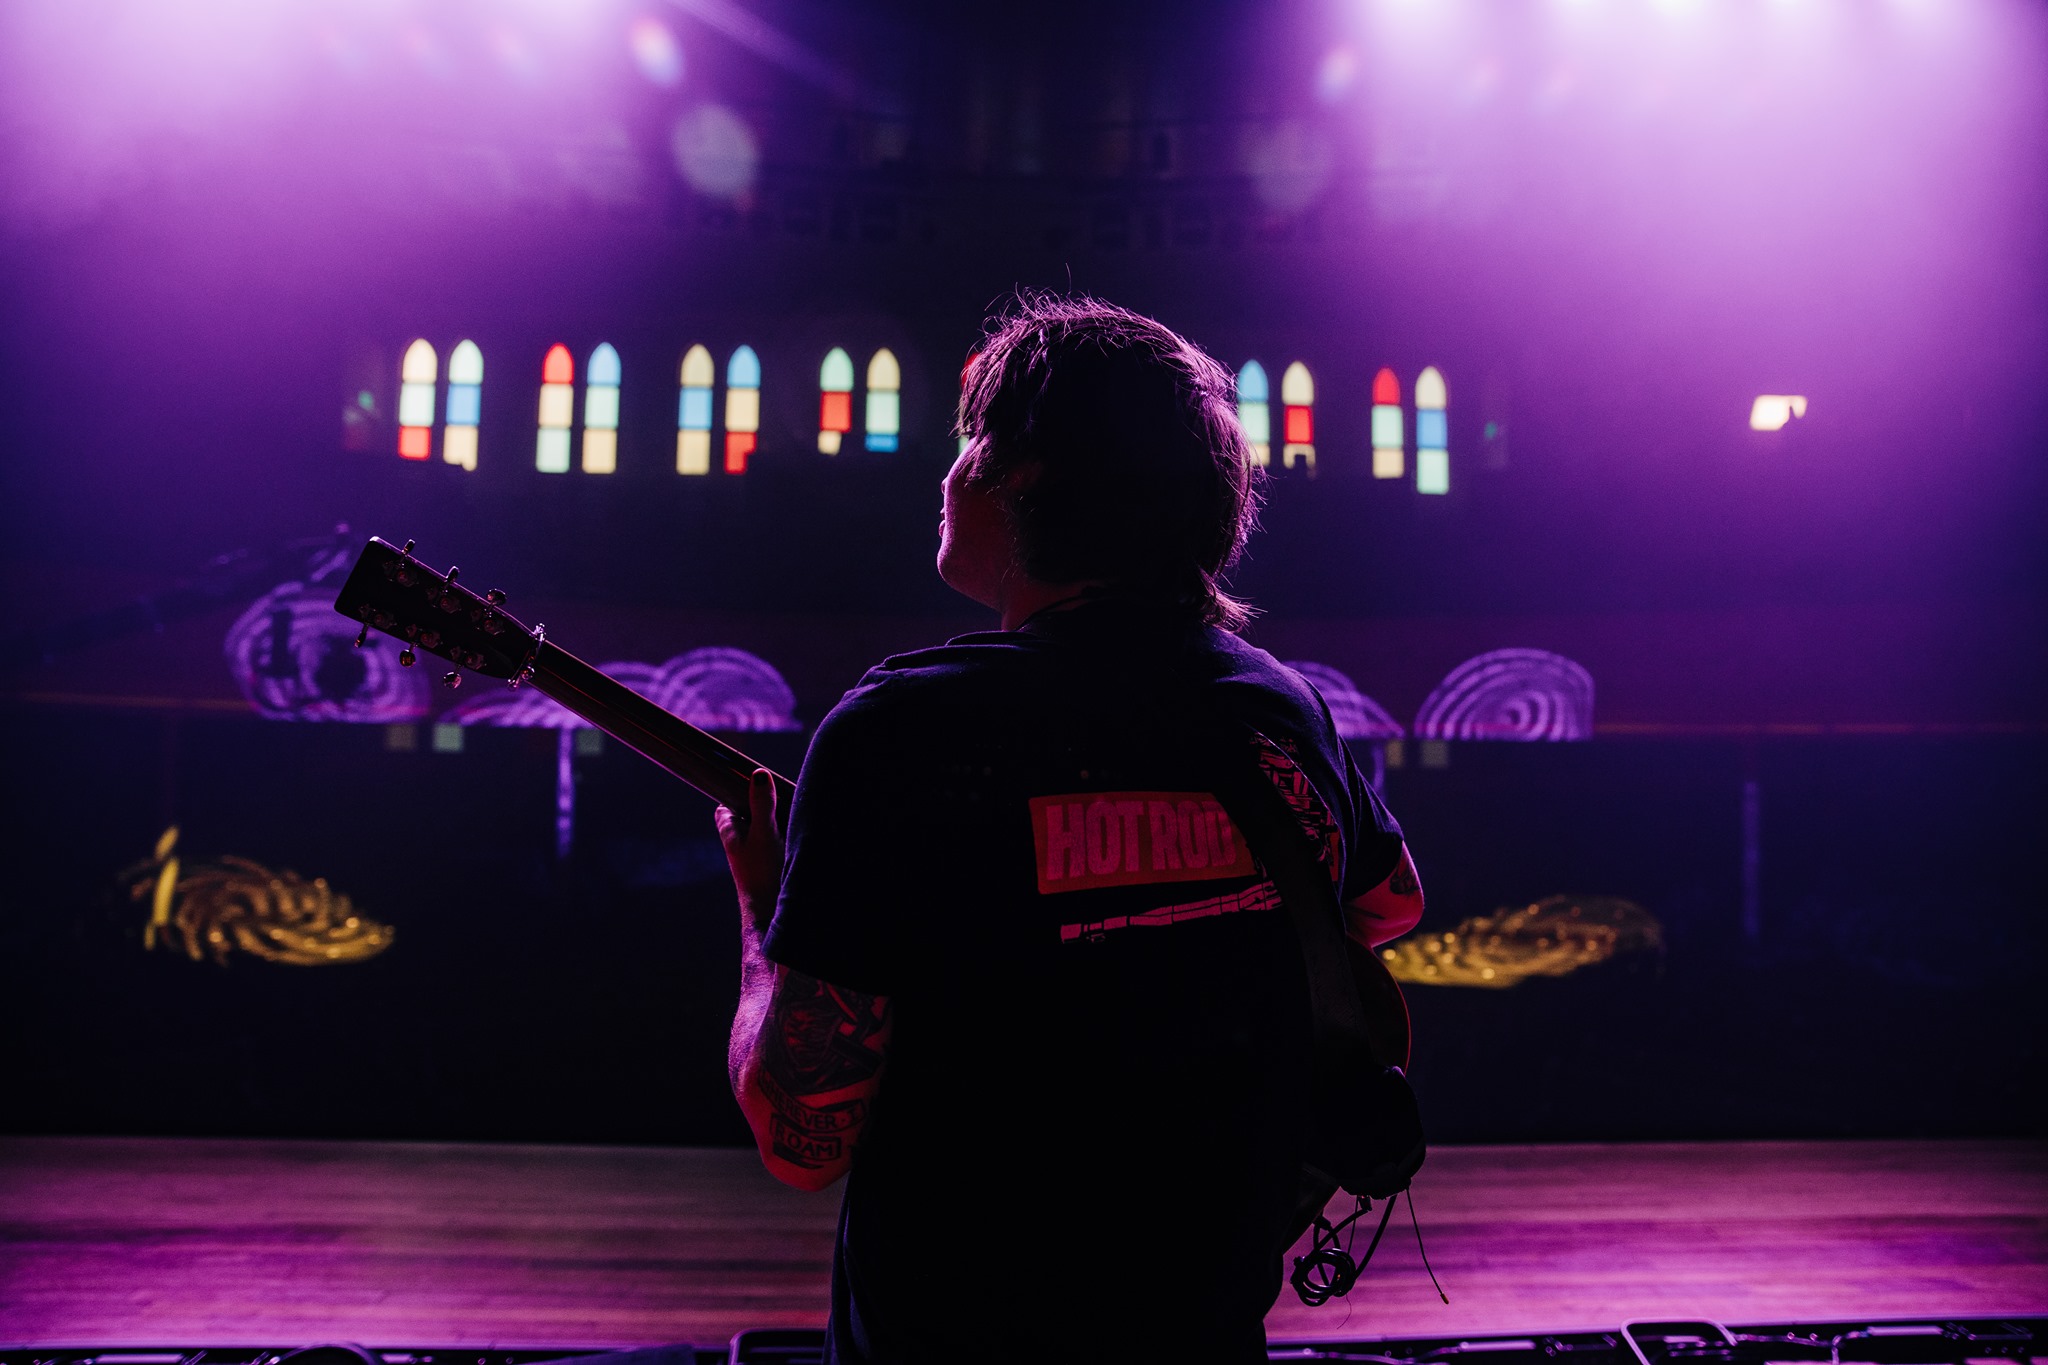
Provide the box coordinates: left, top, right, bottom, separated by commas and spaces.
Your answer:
763, 970, 888, 1097
732, 968, 890, 1180
761, 1069, 870, 1133
761, 1069, 870, 1167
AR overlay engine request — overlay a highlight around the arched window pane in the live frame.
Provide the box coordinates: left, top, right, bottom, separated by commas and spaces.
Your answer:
956, 350, 980, 456
677, 344, 714, 476
1281, 361, 1314, 406
725, 345, 761, 474
402, 339, 438, 384
398, 339, 437, 461
680, 344, 715, 388
1371, 367, 1403, 480
543, 344, 574, 387
448, 340, 483, 385
1236, 360, 1268, 403
1280, 362, 1315, 474
582, 343, 620, 474
1415, 366, 1446, 410
864, 348, 900, 452
537, 344, 574, 473
818, 347, 853, 454
443, 340, 482, 471
1236, 360, 1271, 467
820, 347, 854, 391
1416, 366, 1448, 495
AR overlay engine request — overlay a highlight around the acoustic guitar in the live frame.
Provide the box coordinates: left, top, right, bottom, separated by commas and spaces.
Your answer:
333, 535, 796, 815
332, 535, 1411, 1259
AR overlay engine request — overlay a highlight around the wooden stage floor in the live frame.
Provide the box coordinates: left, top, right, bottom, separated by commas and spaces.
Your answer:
2, 1137, 2043, 1349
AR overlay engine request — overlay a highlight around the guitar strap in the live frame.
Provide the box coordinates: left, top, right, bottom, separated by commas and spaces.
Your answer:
1146, 668, 1425, 1207
1199, 735, 1375, 1159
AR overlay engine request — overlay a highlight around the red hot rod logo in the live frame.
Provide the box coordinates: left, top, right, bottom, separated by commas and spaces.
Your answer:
1027, 791, 1258, 895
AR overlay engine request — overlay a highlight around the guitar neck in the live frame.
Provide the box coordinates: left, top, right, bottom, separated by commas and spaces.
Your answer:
528, 639, 795, 813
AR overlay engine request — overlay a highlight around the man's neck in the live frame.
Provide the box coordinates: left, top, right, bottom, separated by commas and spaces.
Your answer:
998, 577, 1105, 632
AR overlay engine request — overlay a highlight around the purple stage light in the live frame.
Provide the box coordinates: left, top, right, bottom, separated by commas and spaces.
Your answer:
1285, 662, 1404, 742
1287, 661, 1400, 792
628, 17, 683, 89
629, 648, 803, 734
1413, 649, 1594, 742
446, 648, 799, 854
225, 576, 429, 724
1241, 121, 1337, 217
1316, 46, 1360, 105
670, 104, 759, 200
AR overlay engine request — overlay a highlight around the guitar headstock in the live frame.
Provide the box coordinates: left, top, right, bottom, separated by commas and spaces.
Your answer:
332, 537, 536, 687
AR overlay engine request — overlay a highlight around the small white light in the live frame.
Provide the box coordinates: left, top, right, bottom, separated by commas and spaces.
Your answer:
1749, 394, 1808, 431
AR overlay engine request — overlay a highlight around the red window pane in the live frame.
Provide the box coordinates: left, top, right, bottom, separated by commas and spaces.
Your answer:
725, 431, 756, 474
542, 344, 574, 386
1372, 368, 1399, 406
398, 426, 432, 460
820, 391, 853, 433
1284, 406, 1313, 444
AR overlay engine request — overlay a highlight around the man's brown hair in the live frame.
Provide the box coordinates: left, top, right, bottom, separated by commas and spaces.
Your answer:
955, 293, 1264, 630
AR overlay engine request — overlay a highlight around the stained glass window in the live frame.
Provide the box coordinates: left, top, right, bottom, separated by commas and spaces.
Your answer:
818, 347, 854, 454
443, 341, 482, 471
865, 349, 901, 452
677, 344, 714, 476
398, 340, 437, 461
1237, 361, 1271, 468
1280, 362, 1315, 473
1416, 366, 1448, 495
1371, 367, 1403, 480
583, 343, 621, 475
725, 345, 761, 474
537, 344, 574, 473
958, 351, 979, 456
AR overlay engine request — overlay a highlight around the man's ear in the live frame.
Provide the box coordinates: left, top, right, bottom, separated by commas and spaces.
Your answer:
1000, 459, 1045, 497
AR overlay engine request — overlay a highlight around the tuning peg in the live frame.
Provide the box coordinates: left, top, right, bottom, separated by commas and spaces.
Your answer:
399, 647, 416, 668
353, 624, 368, 649
401, 539, 416, 554
445, 565, 460, 583
443, 671, 462, 690
485, 589, 506, 605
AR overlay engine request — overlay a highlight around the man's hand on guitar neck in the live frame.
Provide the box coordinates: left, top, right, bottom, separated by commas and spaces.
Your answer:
718, 769, 892, 1191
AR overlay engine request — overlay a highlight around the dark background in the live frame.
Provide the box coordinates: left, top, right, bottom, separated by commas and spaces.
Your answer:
0, 0, 2043, 1144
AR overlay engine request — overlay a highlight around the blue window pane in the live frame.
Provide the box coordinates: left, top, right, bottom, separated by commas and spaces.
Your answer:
1417, 409, 1448, 449
1236, 360, 1268, 403
445, 384, 481, 427
728, 345, 761, 388
589, 343, 622, 386
864, 431, 899, 452
679, 388, 713, 430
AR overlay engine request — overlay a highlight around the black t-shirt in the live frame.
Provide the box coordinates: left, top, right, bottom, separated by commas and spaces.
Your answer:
762, 601, 1404, 1364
